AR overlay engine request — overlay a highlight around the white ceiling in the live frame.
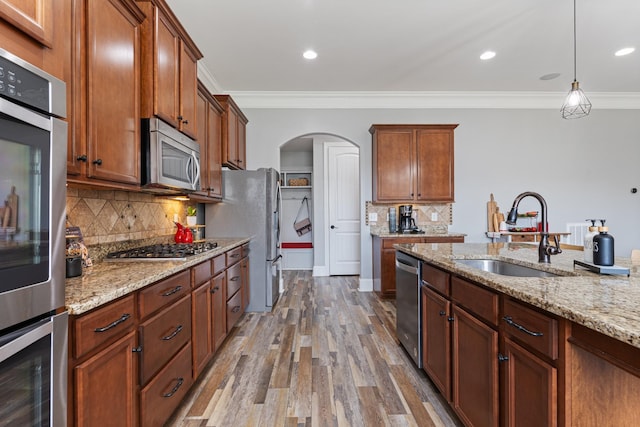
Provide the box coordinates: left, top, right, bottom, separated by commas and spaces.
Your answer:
166, 0, 639, 105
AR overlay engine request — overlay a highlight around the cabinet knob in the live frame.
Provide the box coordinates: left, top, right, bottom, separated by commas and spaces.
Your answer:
498, 354, 509, 362
447, 316, 454, 322
76, 154, 87, 162
92, 158, 102, 166
177, 115, 183, 121
439, 311, 446, 316
182, 119, 189, 125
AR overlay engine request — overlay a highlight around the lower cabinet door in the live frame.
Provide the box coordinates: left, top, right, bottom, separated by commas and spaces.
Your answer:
140, 343, 194, 427
192, 282, 212, 378
502, 338, 557, 427
211, 271, 227, 352
74, 331, 137, 427
422, 287, 451, 400
452, 305, 499, 427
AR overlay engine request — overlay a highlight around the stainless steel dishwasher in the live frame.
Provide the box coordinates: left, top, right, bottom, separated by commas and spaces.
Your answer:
395, 251, 422, 368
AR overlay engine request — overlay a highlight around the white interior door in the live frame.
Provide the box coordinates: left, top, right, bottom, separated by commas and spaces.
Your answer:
328, 144, 360, 275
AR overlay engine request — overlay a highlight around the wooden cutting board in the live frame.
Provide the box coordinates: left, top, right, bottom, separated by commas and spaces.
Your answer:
487, 193, 498, 232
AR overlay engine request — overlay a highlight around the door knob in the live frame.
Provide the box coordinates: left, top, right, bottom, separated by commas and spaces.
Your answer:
330, 225, 338, 229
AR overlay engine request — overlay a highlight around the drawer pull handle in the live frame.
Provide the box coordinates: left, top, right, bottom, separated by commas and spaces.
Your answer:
211, 286, 220, 294
230, 276, 240, 281
231, 306, 241, 313
162, 285, 183, 297
503, 316, 544, 337
162, 325, 183, 341
94, 313, 131, 333
163, 377, 184, 398
230, 253, 240, 258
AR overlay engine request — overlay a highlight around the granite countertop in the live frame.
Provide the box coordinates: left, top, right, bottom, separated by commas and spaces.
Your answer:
371, 231, 467, 238
396, 242, 640, 349
65, 238, 250, 315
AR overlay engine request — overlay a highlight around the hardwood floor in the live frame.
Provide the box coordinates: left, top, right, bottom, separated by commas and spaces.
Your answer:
167, 271, 461, 427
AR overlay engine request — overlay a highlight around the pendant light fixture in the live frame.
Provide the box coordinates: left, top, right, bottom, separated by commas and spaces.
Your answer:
561, 0, 591, 119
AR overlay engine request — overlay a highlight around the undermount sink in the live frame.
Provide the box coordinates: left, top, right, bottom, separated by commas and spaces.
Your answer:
455, 259, 563, 278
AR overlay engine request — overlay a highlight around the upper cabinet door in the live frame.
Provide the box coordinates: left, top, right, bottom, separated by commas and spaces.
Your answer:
154, 9, 180, 128
178, 41, 198, 139
0, 0, 53, 46
84, 0, 144, 185
372, 128, 414, 202
416, 127, 455, 202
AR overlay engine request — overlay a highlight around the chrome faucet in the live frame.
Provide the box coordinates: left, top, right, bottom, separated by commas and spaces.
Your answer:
505, 191, 561, 263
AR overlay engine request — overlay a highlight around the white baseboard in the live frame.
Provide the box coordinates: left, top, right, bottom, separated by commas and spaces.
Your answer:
312, 265, 328, 277
358, 278, 373, 292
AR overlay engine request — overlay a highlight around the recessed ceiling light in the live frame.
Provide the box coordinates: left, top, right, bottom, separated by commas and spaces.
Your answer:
615, 47, 635, 56
480, 51, 496, 60
540, 73, 561, 81
303, 50, 318, 60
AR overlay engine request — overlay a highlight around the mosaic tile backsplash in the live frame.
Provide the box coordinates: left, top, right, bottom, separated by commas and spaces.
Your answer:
366, 201, 452, 234
66, 186, 190, 247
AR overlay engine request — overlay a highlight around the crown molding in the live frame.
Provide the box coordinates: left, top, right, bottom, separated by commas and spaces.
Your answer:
222, 90, 640, 110
196, 62, 224, 94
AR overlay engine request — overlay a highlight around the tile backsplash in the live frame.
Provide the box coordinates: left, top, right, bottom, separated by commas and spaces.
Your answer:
66, 186, 189, 246
366, 201, 452, 234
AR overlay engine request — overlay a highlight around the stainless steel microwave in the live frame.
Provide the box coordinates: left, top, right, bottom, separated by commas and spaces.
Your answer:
141, 118, 200, 193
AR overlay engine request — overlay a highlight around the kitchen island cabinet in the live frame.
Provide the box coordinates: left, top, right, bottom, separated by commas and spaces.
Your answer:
138, 0, 202, 139
67, 0, 145, 188
214, 94, 248, 170
401, 242, 640, 427
370, 124, 457, 203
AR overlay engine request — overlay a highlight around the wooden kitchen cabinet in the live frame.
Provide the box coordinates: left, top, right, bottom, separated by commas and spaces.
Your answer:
73, 331, 138, 427
241, 244, 250, 310
211, 270, 227, 351
191, 259, 212, 378
452, 304, 499, 427
214, 94, 248, 170
421, 285, 452, 400
373, 235, 463, 298
67, 0, 145, 188
193, 81, 224, 201
138, 0, 202, 139
225, 246, 244, 330
69, 294, 138, 427
370, 124, 457, 203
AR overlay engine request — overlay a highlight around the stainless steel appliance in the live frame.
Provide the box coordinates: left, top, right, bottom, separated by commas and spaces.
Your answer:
206, 168, 282, 312
0, 48, 67, 426
141, 117, 201, 194
396, 251, 422, 368
105, 242, 218, 261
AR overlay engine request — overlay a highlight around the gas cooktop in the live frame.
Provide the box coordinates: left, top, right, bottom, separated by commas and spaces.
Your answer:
105, 242, 218, 262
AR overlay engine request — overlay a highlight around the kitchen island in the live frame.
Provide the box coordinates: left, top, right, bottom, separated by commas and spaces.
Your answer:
396, 241, 640, 427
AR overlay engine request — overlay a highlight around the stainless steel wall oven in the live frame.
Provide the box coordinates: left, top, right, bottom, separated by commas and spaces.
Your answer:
0, 48, 67, 427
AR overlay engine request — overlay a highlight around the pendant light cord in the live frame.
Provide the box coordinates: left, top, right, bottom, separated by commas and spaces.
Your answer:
573, 0, 577, 82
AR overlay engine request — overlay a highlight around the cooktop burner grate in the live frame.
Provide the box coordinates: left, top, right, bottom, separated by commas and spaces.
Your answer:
105, 242, 218, 261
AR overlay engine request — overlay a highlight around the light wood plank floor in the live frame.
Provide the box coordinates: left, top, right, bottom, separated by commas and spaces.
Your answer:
167, 271, 462, 427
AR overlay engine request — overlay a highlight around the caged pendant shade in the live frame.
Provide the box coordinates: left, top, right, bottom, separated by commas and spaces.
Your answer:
561, 0, 591, 119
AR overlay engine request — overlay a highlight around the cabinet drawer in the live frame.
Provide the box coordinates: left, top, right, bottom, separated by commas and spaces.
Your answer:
139, 270, 191, 319
140, 342, 194, 427
226, 288, 243, 331
502, 298, 558, 360
139, 295, 191, 384
226, 246, 242, 266
73, 294, 136, 359
451, 276, 498, 325
212, 254, 226, 275
193, 260, 212, 288
226, 262, 242, 300
421, 262, 450, 296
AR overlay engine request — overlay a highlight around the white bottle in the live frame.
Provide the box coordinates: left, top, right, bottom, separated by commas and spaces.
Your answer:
583, 219, 598, 263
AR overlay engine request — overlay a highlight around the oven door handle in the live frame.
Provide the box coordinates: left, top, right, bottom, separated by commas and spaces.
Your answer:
0, 319, 53, 363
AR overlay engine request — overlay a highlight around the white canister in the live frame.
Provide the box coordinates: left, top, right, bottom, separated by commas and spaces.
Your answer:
583, 224, 599, 263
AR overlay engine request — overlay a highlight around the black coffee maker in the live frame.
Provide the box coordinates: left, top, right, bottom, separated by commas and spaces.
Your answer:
399, 205, 416, 232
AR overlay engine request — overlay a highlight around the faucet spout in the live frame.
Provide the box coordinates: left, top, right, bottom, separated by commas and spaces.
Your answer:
506, 191, 560, 263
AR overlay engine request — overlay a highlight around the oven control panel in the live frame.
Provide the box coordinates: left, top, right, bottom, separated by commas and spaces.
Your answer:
0, 52, 49, 113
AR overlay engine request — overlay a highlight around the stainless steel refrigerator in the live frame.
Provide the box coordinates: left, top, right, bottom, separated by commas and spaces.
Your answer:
205, 168, 282, 312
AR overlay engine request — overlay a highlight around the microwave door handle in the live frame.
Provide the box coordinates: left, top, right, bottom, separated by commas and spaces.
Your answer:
191, 151, 200, 190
